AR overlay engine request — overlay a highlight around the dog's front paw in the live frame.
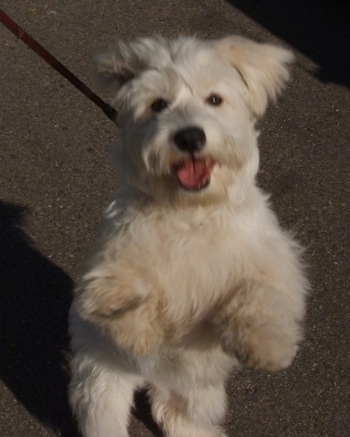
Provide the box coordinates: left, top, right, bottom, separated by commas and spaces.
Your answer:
75, 269, 165, 355
104, 298, 165, 355
217, 282, 303, 371
222, 322, 299, 371
76, 274, 147, 323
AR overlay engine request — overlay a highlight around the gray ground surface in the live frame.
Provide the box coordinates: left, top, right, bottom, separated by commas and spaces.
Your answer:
0, 1, 349, 436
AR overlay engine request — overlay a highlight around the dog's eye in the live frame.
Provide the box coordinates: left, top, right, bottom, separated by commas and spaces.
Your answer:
150, 98, 168, 113
206, 94, 223, 106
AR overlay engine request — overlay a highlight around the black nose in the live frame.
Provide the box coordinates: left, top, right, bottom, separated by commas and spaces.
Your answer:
174, 127, 206, 153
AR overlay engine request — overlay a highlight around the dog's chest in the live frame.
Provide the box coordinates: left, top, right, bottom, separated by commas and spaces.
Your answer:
130, 206, 254, 315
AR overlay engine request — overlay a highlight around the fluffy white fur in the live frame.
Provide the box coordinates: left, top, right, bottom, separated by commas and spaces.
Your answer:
69, 35, 308, 437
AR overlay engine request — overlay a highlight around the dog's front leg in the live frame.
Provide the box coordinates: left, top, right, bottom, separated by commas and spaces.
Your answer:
74, 262, 165, 356
214, 281, 303, 371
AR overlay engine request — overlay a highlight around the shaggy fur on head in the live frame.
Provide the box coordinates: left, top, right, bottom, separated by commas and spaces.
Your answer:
69, 35, 307, 437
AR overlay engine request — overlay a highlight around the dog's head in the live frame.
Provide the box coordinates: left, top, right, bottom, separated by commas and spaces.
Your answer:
96, 35, 293, 205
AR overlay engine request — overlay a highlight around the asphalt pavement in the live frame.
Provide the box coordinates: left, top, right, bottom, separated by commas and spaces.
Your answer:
0, 1, 349, 436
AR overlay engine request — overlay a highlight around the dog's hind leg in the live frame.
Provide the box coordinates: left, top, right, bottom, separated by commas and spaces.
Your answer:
149, 383, 228, 437
69, 353, 143, 437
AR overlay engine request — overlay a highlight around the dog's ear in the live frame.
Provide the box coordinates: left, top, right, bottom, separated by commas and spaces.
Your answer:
94, 46, 136, 89
94, 36, 169, 90
215, 36, 294, 117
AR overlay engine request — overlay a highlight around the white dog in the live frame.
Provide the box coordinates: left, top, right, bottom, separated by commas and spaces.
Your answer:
69, 35, 308, 437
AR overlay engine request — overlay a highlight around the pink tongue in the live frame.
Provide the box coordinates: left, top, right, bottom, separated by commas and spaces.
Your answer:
176, 159, 212, 190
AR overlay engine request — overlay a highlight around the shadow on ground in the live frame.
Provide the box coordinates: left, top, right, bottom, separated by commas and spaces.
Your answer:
134, 389, 164, 437
227, 0, 350, 88
0, 200, 77, 436
0, 200, 165, 436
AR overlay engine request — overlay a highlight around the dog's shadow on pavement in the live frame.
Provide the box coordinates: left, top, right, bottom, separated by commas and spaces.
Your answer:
0, 200, 165, 437
0, 200, 78, 436
134, 390, 164, 437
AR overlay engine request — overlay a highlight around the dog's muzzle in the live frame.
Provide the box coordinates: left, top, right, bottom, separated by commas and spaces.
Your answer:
171, 127, 215, 191
172, 127, 214, 191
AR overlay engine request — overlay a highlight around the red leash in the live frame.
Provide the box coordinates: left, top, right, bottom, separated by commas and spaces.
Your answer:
0, 8, 118, 125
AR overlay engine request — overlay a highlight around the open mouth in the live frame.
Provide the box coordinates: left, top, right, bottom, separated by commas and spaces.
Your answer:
173, 157, 215, 191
